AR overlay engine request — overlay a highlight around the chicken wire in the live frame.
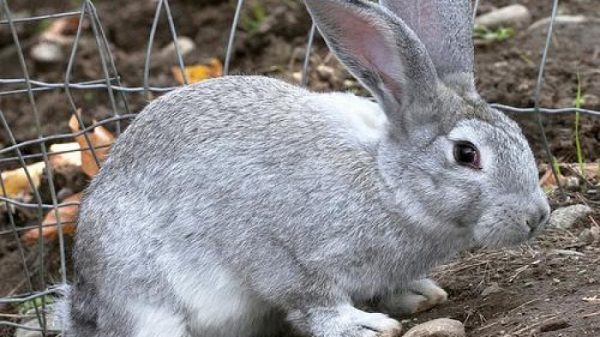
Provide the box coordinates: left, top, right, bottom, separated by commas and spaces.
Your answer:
0, 0, 598, 335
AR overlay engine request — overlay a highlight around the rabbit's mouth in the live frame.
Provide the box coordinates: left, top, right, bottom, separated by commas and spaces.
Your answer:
471, 191, 550, 249
472, 217, 534, 250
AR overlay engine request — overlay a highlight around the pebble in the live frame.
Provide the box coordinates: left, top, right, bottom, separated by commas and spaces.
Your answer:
539, 318, 570, 332
30, 41, 63, 63
159, 36, 196, 60
316, 64, 334, 81
475, 5, 532, 29
579, 226, 600, 243
343, 79, 357, 88
581, 94, 600, 107
548, 204, 593, 229
402, 318, 466, 337
481, 282, 503, 297
292, 71, 302, 83
563, 176, 580, 189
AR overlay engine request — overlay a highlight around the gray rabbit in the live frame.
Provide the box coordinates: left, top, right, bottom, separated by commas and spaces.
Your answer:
56, 0, 550, 336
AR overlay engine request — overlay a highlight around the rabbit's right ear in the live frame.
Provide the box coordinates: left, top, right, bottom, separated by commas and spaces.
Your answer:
379, 0, 476, 95
304, 0, 438, 127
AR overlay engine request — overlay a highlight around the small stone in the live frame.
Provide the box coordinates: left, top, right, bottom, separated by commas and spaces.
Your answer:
580, 226, 600, 243
481, 282, 502, 297
292, 72, 302, 82
548, 204, 593, 229
539, 318, 570, 332
475, 5, 532, 29
30, 41, 63, 63
402, 318, 466, 337
562, 176, 580, 189
291, 46, 307, 61
581, 94, 600, 107
316, 64, 334, 80
592, 226, 600, 240
343, 79, 357, 88
160, 36, 196, 60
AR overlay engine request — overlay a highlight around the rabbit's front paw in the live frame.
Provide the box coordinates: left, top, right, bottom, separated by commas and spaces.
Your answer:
381, 278, 448, 315
352, 311, 402, 337
292, 305, 402, 337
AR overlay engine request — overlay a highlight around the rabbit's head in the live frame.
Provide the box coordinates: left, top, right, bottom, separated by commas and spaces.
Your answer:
305, 0, 550, 248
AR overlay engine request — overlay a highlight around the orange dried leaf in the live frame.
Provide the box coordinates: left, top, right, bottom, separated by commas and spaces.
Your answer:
68, 112, 115, 177
68, 112, 80, 132
21, 192, 82, 245
1, 162, 46, 199
171, 58, 223, 84
41, 17, 80, 44
540, 162, 599, 188
539, 168, 556, 188
48, 17, 80, 36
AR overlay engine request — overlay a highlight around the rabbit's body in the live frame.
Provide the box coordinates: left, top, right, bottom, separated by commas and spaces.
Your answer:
60, 1, 551, 336
63, 77, 463, 337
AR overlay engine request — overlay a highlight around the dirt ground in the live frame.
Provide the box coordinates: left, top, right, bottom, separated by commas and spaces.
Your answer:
0, 0, 599, 336
417, 203, 600, 337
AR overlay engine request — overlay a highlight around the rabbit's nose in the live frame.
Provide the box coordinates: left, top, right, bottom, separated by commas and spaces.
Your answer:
526, 200, 551, 235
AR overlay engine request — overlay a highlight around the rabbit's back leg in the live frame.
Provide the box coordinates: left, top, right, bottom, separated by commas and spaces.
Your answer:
127, 303, 189, 337
62, 298, 185, 337
168, 265, 282, 337
65, 284, 188, 337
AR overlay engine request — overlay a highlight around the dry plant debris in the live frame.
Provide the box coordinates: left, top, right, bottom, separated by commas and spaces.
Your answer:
68, 111, 115, 177
0, 162, 46, 200
20, 192, 82, 245
2, 111, 117, 245
171, 57, 223, 84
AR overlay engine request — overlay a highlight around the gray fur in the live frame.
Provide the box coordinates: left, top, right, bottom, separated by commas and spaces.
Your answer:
379, 0, 476, 91
58, 1, 549, 336
304, 0, 438, 126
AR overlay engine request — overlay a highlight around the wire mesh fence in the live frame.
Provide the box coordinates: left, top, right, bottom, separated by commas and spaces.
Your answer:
0, 0, 598, 335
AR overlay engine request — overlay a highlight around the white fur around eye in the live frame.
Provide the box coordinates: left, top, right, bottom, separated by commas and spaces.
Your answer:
310, 93, 389, 143
447, 120, 494, 171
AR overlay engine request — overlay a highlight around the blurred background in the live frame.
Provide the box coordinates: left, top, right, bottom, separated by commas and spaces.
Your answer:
0, 1, 599, 336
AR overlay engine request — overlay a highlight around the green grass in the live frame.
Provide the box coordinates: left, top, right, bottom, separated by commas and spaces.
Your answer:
281, 0, 298, 9
34, 19, 53, 34
473, 25, 515, 42
574, 73, 585, 174
17, 296, 54, 314
552, 156, 562, 177
241, 1, 267, 35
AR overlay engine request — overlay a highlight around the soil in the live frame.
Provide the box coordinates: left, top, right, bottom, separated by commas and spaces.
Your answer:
415, 202, 600, 337
0, 0, 599, 337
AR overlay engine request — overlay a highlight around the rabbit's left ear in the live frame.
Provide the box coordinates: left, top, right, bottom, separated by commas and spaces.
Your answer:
304, 0, 439, 128
379, 0, 476, 95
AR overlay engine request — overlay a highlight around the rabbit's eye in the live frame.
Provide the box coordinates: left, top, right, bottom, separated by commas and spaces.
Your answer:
453, 141, 481, 169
